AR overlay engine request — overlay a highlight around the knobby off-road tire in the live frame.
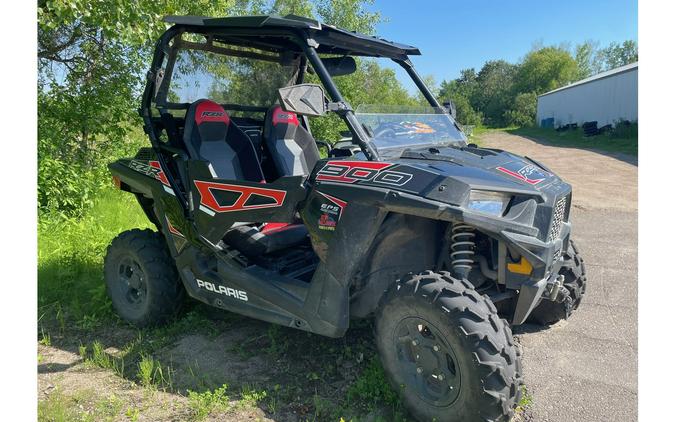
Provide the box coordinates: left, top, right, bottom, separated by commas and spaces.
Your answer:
528, 239, 587, 326
376, 271, 522, 422
104, 229, 184, 328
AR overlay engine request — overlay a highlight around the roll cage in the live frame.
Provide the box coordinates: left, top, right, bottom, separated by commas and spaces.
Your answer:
139, 14, 446, 212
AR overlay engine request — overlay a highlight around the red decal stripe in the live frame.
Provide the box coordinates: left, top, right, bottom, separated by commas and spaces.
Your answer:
194, 181, 286, 213
149, 161, 170, 186
496, 166, 544, 185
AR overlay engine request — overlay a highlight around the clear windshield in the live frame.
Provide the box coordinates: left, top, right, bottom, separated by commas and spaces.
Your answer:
355, 104, 468, 157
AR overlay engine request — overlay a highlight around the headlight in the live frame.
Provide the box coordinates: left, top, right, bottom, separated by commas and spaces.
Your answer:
467, 190, 511, 216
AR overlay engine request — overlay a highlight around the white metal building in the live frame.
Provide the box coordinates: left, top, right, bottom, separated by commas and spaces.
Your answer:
536, 62, 638, 128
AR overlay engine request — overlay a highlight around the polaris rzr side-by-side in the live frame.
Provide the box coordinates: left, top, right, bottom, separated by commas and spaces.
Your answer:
105, 14, 586, 422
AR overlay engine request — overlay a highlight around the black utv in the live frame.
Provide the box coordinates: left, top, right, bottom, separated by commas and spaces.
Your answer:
105, 14, 587, 422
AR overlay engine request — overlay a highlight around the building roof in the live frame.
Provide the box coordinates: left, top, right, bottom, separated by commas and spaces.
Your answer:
163, 14, 421, 59
538, 61, 638, 97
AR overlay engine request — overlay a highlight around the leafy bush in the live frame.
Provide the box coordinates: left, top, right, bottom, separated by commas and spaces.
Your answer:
504, 92, 538, 127
612, 120, 638, 139
450, 94, 483, 126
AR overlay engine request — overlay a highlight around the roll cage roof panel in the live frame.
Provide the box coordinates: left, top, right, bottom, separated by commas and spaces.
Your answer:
162, 14, 421, 59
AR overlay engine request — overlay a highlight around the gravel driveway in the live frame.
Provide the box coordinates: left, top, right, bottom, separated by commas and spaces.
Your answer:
481, 131, 638, 421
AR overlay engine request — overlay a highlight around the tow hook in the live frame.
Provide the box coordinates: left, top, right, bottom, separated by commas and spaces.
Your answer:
548, 274, 565, 301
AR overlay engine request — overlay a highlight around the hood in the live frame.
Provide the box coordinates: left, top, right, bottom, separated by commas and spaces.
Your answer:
393, 145, 565, 194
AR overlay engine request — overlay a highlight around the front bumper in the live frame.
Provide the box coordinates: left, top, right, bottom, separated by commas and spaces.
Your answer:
501, 221, 572, 324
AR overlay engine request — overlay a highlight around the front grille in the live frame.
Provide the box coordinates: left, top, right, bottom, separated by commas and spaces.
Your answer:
548, 195, 568, 241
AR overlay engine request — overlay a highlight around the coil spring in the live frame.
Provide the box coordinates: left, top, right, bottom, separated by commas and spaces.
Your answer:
450, 224, 476, 277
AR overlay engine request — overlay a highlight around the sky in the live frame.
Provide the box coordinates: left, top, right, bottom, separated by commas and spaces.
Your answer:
367, 0, 637, 91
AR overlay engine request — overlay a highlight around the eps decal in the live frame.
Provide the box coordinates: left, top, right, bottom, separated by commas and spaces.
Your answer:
496, 163, 550, 185
317, 192, 347, 231
196, 279, 248, 301
316, 160, 413, 186
194, 181, 286, 215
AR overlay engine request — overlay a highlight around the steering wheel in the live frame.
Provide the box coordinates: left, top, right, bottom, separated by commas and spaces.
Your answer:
373, 123, 401, 138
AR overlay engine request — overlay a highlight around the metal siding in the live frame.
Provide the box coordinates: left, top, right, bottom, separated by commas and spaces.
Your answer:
536, 67, 637, 127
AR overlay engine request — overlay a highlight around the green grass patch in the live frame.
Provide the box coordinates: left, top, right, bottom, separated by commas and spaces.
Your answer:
38, 188, 152, 325
346, 358, 399, 412
187, 384, 231, 420
508, 125, 638, 156
38, 389, 125, 422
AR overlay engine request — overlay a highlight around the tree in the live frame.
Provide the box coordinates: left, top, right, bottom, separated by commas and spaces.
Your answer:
514, 46, 579, 95
37, 0, 388, 215
437, 79, 482, 126
503, 92, 537, 127
474, 60, 517, 126
599, 40, 638, 70
575, 40, 602, 79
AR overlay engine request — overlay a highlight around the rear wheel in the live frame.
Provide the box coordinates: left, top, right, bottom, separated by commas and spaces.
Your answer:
528, 239, 587, 325
104, 229, 184, 327
375, 271, 522, 422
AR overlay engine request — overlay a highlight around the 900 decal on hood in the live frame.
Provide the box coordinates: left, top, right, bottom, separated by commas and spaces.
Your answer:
316, 160, 412, 186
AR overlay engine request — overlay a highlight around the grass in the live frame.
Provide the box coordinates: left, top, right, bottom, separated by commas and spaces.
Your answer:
38, 188, 152, 326
38, 389, 125, 422
507, 125, 638, 156
187, 384, 230, 420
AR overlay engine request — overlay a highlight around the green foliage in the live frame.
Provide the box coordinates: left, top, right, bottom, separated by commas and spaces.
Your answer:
599, 40, 638, 70
37, 0, 393, 215
475, 60, 517, 125
309, 59, 418, 141
503, 92, 537, 127
346, 358, 399, 411
575, 40, 603, 79
514, 47, 578, 95
187, 384, 230, 420
38, 188, 152, 323
439, 39, 636, 128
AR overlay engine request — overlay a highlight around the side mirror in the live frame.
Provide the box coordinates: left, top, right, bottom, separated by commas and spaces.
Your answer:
443, 101, 457, 119
277, 84, 328, 117
322, 56, 357, 77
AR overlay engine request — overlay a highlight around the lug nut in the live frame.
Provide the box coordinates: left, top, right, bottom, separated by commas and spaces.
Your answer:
416, 367, 423, 374
412, 340, 419, 346
433, 345, 440, 351
438, 374, 444, 381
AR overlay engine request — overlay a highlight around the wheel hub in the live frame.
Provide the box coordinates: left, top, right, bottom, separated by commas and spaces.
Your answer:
118, 257, 147, 307
394, 317, 461, 406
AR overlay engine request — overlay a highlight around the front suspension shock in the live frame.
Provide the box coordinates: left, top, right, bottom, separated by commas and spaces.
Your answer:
450, 224, 476, 279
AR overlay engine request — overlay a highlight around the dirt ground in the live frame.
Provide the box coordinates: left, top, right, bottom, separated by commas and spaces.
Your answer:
38, 131, 638, 421
481, 131, 638, 421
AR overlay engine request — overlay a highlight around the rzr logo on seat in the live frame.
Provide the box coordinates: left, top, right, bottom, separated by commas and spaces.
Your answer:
316, 161, 412, 186
201, 111, 225, 118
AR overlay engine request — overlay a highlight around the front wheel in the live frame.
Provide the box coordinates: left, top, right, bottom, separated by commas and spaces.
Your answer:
375, 271, 522, 422
528, 239, 587, 325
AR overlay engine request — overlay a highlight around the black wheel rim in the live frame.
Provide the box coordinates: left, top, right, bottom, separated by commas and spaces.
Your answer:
393, 316, 461, 406
117, 256, 147, 309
